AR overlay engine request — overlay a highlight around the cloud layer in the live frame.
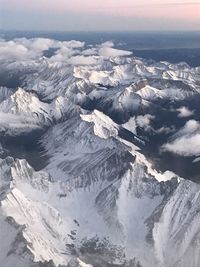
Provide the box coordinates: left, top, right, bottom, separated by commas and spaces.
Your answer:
177, 106, 194, 118
162, 120, 200, 157
0, 38, 132, 64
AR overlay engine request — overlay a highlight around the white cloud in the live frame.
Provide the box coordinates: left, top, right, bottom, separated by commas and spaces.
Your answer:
0, 38, 85, 63
98, 41, 132, 58
193, 157, 200, 163
15, 38, 57, 52
0, 112, 40, 134
48, 40, 133, 63
162, 134, 200, 157
0, 40, 30, 61
49, 41, 87, 62
100, 41, 114, 47
154, 126, 175, 134
61, 40, 85, 49
99, 47, 132, 58
174, 120, 199, 138
50, 46, 77, 61
81, 47, 98, 56
0, 38, 56, 62
50, 40, 132, 62
136, 114, 155, 129
67, 55, 101, 65
0, 38, 133, 65
162, 120, 200, 156
177, 106, 193, 118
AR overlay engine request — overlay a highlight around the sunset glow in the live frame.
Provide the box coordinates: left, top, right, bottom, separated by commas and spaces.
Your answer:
0, 0, 200, 30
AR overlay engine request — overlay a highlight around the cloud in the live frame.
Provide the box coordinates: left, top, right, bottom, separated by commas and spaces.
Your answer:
0, 37, 131, 65
0, 38, 85, 63
162, 120, 200, 156
0, 112, 40, 134
67, 55, 101, 65
49, 42, 100, 64
154, 126, 175, 134
135, 114, 155, 131
136, 114, 155, 130
193, 157, 200, 163
81, 47, 98, 56
0, 40, 30, 61
177, 106, 194, 118
62, 40, 85, 49
0, 38, 66, 62
99, 47, 132, 59
15, 37, 57, 52
99, 41, 132, 59
174, 120, 199, 137
49, 46, 77, 62
162, 134, 200, 156
49, 40, 132, 63
0, 38, 55, 62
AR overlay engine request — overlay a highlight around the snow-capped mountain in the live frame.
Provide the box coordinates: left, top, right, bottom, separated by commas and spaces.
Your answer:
0, 37, 200, 267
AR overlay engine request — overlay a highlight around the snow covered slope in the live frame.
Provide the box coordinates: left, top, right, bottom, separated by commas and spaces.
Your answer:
0, 37, 200, 267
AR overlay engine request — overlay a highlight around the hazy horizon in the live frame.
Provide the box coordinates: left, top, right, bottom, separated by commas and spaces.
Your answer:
0, 0, 200, 31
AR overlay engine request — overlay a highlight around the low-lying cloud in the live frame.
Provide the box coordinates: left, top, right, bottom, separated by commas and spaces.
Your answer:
99, 41, 132, 59
0, 112, 41, 134
162, 120, 200, 156
0, 38, 132, 65
136, 114, 155, 131
177, 106, 194, 118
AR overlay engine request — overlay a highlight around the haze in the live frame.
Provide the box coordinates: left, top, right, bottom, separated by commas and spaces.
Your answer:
0, 0, 200, 31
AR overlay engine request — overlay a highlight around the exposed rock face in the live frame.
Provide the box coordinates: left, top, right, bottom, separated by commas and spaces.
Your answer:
0, 37, 200, 267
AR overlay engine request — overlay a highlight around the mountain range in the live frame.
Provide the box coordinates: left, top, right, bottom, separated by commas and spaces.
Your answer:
0, 37, 200, 267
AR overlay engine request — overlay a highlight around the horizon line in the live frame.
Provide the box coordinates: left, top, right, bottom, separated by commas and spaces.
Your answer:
1, 29, 200, 33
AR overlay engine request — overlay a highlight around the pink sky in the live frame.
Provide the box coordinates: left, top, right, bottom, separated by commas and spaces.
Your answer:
0, 0, 200, 30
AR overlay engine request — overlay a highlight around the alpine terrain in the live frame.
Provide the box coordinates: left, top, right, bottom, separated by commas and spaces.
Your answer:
0, 37, 200, 267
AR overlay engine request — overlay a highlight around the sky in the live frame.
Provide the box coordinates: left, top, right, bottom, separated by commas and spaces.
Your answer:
0, 0, 200, 31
